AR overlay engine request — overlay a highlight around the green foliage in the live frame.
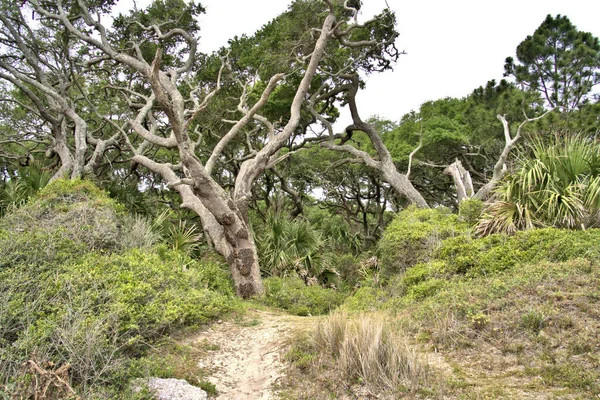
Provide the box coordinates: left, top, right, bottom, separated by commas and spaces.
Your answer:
504, 14, 600, 110
262, 277, 346, 316
112, 0, 205, 64
167, 220, 202, 256
0, 247, 238, 395
458, 198, 484, 226
0, 179, 239, 397
403, 257, 600, 397
396, 228, 600, 301
341, 286, 388, 313
305, 207, 362, 255
479, 134, 600, 234
0, 179, 161, 254
378, 205, 468, 277
381, 84, 543, 209
256, 212, 334, 283
0, 162, 51, 217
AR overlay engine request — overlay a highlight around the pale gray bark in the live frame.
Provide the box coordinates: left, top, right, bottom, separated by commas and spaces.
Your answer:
444, 159, 474, 202
0, 9, 119, 181
316, 73, 429, 208
472, 110, 554, 200
17, 0, 395, 297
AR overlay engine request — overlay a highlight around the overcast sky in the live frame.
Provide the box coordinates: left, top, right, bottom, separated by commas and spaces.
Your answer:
118, 0, 600, 125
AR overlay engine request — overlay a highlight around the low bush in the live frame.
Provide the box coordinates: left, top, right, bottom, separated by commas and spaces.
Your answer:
262, 277, 346, 316
458, 198, 484, 226
0, 179, 159, 255
437, 227, 600, 277
392, 228, 600, 302
377, 205, 468, 277
0, 179, 240, 398
0, 246, 239, 397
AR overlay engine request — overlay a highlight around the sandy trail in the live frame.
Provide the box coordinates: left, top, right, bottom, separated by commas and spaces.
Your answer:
189, 309, 308, 400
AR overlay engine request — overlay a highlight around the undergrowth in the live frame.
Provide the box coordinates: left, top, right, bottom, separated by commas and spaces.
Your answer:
0, 180, 240, 398
261, 277, 346, 316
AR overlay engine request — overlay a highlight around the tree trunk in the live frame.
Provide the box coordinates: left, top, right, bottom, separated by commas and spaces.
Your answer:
444, 159, 474, 202
201, 209, 263, 299
132, 155, 264, 298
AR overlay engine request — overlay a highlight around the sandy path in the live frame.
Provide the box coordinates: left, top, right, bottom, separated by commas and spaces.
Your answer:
189, 309, 308, 400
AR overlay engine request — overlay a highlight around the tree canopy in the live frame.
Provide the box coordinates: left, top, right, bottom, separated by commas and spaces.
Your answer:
0, 1, 598, 298
504, 14, 600, 111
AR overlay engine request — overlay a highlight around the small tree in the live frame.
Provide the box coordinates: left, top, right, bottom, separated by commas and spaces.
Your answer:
504, 14, 600, 111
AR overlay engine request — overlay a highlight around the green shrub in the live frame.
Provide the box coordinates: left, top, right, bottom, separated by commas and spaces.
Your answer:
342, 286, 389, 313
0, 179, 239, 397
0, 247, 239, 395
0, 179, 158, 254
401, 261, 448, 288
262, 277, 346, 316
393, 228, 600, 303
436, 228, 600, 278
458, 198, 484, 226
333, 253, 379, 289
378, 206, 468, 277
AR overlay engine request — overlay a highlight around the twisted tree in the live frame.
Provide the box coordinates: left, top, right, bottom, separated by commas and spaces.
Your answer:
0, 0, 402, 297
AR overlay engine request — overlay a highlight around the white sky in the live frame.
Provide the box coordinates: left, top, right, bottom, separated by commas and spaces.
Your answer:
117, 0, 600, 125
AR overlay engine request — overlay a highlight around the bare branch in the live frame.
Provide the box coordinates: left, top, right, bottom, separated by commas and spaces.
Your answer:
206, 73, 284, 175
406, 128, 423, 179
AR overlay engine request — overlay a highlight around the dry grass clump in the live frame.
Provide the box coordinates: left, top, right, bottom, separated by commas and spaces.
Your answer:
309, 311, 432, 397
279, 311, 441, 399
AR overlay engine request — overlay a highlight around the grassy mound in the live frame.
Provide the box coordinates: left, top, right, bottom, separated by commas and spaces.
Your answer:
377, 206, 469, 277
0, 180, 239, 399
338, 222, 600, 398
400, 258, 600, 398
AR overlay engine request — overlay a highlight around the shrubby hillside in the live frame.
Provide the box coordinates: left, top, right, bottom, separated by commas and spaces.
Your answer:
0, 0, 599, 398
281, 206, 600, 398
0, 180, 239, 399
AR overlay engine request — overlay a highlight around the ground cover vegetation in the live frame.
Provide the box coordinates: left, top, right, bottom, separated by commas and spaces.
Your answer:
0, 0, 599, 398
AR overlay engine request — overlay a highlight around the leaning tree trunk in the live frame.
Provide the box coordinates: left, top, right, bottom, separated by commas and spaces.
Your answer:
133, 154, 264, 298
317, 73, 430, 208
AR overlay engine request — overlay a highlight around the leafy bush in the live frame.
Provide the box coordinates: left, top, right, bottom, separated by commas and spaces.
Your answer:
0, 179, 239, 397
458, 198, 484, 226
0, 245, 239, 395
341, 286, 389, 313
394, 227, 600, 301
378, 205, 468, 277
0, 179, 159, 254
262, 277, 346, 316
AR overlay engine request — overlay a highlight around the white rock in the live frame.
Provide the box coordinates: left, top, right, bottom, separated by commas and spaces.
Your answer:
145, 378, 208, 400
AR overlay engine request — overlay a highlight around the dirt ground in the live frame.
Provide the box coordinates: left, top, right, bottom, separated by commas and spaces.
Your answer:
187, 309, 310, 400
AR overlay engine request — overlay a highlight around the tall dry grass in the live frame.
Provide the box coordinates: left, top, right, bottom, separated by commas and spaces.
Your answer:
313, 311, 430, 393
